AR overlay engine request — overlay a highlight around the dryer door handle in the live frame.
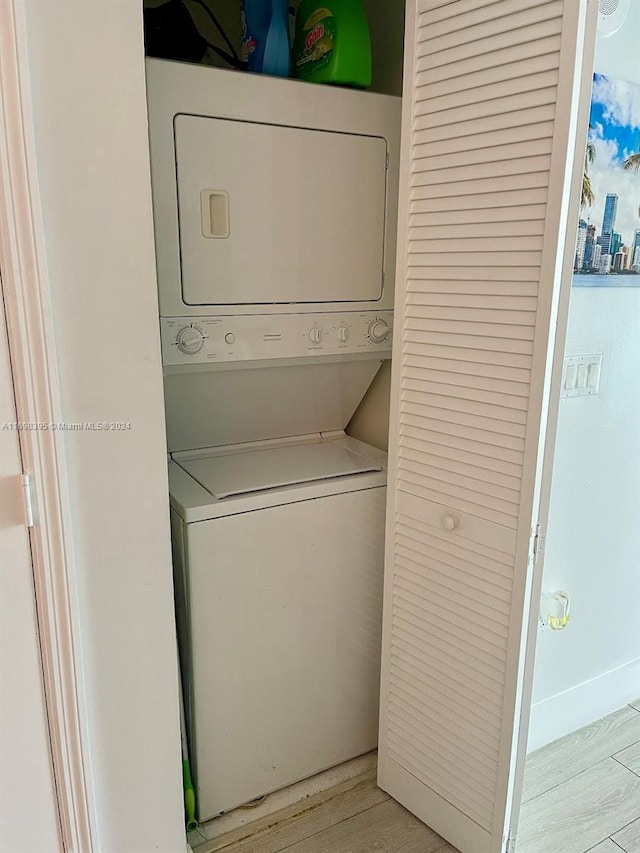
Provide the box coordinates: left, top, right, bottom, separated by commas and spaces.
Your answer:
200, 189, 230, 239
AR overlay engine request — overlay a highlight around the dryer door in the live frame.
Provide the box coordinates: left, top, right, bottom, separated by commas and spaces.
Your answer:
174, 115, 387, 306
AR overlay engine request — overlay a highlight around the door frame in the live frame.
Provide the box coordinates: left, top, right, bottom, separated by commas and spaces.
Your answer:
0, 1, 95, 849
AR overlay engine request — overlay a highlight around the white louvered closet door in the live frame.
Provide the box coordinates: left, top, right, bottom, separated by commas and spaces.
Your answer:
379, 2, 597, 852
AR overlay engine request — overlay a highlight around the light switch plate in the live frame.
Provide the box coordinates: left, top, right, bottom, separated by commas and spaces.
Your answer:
561, 353, 602, 397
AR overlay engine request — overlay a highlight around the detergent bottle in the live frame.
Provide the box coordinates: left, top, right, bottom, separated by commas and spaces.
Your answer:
240, 0, 291, 77
293, 0, 371, 88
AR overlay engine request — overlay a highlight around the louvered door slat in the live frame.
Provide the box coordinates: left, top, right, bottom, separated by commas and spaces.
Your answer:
414, 104, 557, 142
405, 327, 534, 354
421, 0, 514, 22
401, 421, 524, 465
379, 1, 595, 851
402, 410, 527, 451
389, 672, 502, 768
394, 575, 510, 642
405, 369, 530, 401
414, 140, 553, 174
415, 127, 554, 162
398, 516, 515, 573
386, 713, 499, 803
407, 303, 537, 326
416, 69, 559, 115
417, 16, 563, 64
406, 350, 531, 377
390, 675, 503, 763
396, 533, 514, 594
407, 292, 538, 310
400, 445, 522, 491
404, 382, 529, 415
420, 51, 560, 98
392, 630, 507, 708
388, 684, 502, 773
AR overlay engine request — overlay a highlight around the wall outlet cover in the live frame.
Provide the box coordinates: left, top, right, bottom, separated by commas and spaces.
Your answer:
561, 353, 603, 398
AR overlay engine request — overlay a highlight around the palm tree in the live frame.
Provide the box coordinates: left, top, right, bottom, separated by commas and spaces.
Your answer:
624, 132, 640, 171
623, 151, 640, 172
581, 135, 596, 209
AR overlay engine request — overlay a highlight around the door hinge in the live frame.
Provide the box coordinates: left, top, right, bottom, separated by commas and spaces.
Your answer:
505, 830, 517, 853
531, 523, 544, 565
21, 473, 35, 528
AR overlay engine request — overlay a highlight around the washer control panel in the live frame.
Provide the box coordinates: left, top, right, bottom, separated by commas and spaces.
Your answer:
161, 312, 393, 366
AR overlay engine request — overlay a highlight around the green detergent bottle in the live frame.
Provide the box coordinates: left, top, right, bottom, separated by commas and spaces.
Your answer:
293, 0, 371, 89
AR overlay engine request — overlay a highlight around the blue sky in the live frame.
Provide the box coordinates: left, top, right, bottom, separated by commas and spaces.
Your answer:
584, 73, 640, 244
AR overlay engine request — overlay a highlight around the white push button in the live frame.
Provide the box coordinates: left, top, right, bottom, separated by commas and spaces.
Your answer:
564, 364, 577, 390
576, 364, 588, 388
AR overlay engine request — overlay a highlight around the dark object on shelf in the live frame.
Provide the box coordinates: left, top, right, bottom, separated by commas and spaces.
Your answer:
144, 0, 208, 63
144, 0, 245, 69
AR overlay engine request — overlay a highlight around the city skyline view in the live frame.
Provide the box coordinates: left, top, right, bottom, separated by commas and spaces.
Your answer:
581, 73, 640, 254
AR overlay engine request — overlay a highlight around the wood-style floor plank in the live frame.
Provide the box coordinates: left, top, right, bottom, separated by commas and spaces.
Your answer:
615, 741, 640, 776
269, 798, 447, 853
193, 708, 640, 853
586, 841, 623, 853
612, 817, 640, 853
194, 774, 389, 853
523, 706, 640, 802
518, 758, 640, 853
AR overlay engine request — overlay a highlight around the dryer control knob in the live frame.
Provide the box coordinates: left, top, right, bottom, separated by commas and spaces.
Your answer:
308, 326, 323, 344
335, 325, 349, 343
176, 325, 204, 355
368, 318, 390, 344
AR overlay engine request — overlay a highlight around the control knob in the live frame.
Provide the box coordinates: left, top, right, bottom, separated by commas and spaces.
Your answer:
335, 325, 349, 343
368, 318, 391, 344
308, 326, 323, 344
176, 325, 204, 355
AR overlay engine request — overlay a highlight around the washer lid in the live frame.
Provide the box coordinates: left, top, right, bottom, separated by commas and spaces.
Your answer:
176, 441, 382, 500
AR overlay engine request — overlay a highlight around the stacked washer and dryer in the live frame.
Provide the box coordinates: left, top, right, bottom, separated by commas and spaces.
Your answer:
146, 58, 400, 822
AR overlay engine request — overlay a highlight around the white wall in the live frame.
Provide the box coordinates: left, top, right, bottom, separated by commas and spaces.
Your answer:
346, 0, 404, 450
528, 5, 640, 752
364, 0, 405, 97
529, 288, 640, 750
347, 360, 391, 451
22, 1, 184, 850
592, 0, 640, 83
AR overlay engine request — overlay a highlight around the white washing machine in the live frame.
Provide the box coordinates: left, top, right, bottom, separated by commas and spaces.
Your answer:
145, 59, 400, 821
162, 312, 393, 820
170, 433, 387, 819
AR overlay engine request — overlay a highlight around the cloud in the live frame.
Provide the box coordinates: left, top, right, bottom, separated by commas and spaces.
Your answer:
592, 75, 640, 130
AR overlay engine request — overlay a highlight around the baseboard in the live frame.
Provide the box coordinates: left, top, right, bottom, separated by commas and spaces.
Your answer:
527, 658, 640, 753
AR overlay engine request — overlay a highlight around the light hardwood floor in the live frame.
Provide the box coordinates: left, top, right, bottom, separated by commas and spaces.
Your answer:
519, 701, 640, 853
192, 701, 640, 853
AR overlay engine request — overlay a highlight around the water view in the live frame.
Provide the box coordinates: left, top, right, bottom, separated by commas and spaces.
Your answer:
573, 273, 640, 287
